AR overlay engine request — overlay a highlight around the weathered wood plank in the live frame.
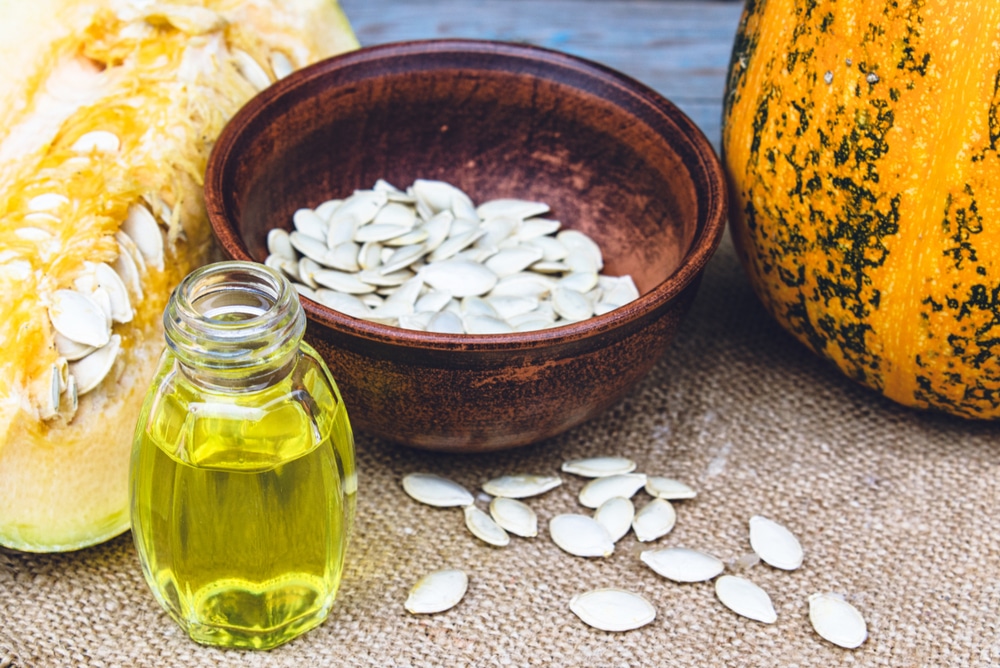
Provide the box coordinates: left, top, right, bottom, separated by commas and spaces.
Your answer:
339, 0, 745, 148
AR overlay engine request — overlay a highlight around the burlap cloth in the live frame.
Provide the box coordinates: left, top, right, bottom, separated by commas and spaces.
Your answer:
2, 233, 998, 667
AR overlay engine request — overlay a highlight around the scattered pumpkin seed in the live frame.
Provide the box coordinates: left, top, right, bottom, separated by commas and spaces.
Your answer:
578, 473, 648, 509
482, 474, 562, 499
463, 505, 510, 547
569, 588, 656, 632
715, 575, 777, 624
549, 514, 614, 558
749, 515, 804, 571
404, 569, 469, 615
808, 593, 868, 649
643, 476, 697, 501
488, 497, 538, 538
631, 498, 677, 542
641, 547, 725, 583
402, 473, 474, 508
593, 496, 634, 543
561, 456, 637, 478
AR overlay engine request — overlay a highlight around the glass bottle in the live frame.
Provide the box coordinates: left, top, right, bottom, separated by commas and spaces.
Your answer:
130, 261, 356, 650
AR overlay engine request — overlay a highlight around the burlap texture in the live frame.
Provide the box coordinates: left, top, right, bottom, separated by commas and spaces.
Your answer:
2, 234, 998, 667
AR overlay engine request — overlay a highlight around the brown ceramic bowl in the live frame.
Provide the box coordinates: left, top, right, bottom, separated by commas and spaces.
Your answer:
205, 39, 726, 452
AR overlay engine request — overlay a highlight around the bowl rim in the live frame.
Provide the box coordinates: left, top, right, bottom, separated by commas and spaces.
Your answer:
206, 38, 728, 352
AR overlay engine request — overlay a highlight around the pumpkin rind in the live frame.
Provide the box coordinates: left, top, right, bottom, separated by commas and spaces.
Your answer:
723, 0, 1000, 418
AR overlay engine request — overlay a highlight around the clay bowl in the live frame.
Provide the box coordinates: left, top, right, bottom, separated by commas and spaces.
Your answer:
205, 39, 727, 452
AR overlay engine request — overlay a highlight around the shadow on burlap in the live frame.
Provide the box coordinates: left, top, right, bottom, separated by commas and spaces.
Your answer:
3, 234, 998, 668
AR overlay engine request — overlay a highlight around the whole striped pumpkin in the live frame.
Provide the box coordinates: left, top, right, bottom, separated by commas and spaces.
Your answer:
723, 0, 1000, 418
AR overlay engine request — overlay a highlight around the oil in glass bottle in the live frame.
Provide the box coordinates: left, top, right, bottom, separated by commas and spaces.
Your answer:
130, 261, 356, 650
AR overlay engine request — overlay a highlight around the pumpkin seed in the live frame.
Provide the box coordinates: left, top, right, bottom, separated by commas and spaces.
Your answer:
488, 497, 538, 538
578, 473, 648, 509
71, 130, 120, 154
70, 334, 121, 395
562, 456, 637, 478
593, 496, 634, 543
644, 476, 697, 501
715, 575, 777, 624
549, 514, 614, 558
292, 208, 328, 241
463, 505, 510, 547
482, 474, 562, 499
749, 515, 803, 571
569, 588, 656, 633
122, 203, 163, 270
476, 198, 549, 220
808, 593, 868, 649
420, 259, 497, 297
631, 498, 677, 542
405, 569, 469, 615
640, 547, 725, 583
48, 289, 111, 348
269, 51, 294, 80
402, 473, 474, 508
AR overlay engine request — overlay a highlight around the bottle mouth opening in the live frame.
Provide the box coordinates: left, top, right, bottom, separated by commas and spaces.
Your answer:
165, 261, 305, 383
183, 263, 285, 330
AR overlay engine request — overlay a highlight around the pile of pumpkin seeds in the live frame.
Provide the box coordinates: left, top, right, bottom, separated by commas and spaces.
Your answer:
264, 179, 640, 333
400, 456, 868, 650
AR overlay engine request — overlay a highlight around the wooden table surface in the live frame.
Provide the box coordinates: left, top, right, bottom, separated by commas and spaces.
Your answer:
339, 0, 745, 151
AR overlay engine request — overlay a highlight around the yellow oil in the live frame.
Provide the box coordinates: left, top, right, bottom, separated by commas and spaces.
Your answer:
130, 349, 356, 650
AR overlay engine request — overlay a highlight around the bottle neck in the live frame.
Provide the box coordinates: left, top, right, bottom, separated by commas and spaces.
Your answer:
164, 261, 306, 391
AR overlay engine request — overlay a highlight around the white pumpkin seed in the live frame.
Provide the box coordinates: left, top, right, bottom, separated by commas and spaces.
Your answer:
593, 496, 634, 543
715, 575, 777, 624
600, 275, 640, 307
552, 286, 593, 321
71, 130, 120, 154
517, 218, 561, 240
354, 223, 413, 243
476, 198, 549, 220
569, 588, 656, 633
631, 498, 677, 542
27, 193, 69, 212
313, 269, 377, 294
644, 476, 697, 501
93, 262, 133, 324
578, 473, 647, 509
415, 290, 452, 314
558, 271, 599, 294
336, 190, 389, 226
292, 208, 328, 241
749, 515, 803, 571
549, 514, 614, 558
420, 259, 497, 297
488, 497, 538, 538
267, 228, 296, 261
463, 505, 510, 547
70, 334, 121, 395
562, 456, 637, 478
482, 474, 562, 499
402, 473, 474, 508
122, 203, 163, 270
808, 593, 868, 649
405, 569, 468, 615
426, 311, 464, 334
463, 314, 513, 334
484, 245, 544, 278
427, 229, 484, 262
413, 179, 464, 214
641, 547, 725, 583
232, 49, 272, 90
48, 289, 111, 348
53, 332, 96, 361
289, 231, 331, 265
314, 290, 370, 319
269, 51, 294, 80
557, 230, 603, 271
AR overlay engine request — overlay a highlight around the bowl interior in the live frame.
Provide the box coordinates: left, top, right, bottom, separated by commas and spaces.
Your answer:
209, 41, 717, 323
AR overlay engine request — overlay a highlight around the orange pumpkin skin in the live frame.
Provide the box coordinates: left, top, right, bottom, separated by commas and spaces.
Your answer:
722, 0, 1000, 418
